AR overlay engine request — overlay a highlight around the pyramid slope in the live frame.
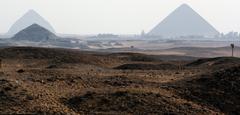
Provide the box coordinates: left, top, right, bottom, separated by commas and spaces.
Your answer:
7, 10, 55, 36
148, 4, 219, 38
12, 24, 58, 42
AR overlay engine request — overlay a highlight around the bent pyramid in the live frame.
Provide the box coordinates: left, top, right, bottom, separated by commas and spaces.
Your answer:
148, 4, 219, 38
12, 24, 58, 42
7, 10, 55, 36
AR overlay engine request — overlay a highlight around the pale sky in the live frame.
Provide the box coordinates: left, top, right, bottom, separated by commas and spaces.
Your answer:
0, 0, 240, 35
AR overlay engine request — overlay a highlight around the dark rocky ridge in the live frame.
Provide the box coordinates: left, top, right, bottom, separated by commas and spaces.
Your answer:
169, 65, 240, 114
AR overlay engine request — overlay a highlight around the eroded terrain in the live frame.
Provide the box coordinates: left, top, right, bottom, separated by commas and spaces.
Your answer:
0, 47, 239, 114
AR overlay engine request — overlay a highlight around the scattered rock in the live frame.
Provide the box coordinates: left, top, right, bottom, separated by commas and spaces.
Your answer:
17, 69, 25, 73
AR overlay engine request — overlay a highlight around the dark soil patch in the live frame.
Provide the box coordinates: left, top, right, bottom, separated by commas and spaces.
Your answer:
0, 79, 30, 113
170, 66, 240, 114
186, 57, 240, 69
102, 76, 145, 87
114, 63, 180, 70
108, 53, 197, 62
64, 91, 209, 114
17, 69, 25, 73
46, 64, 58, 69
0, 47, 119, 67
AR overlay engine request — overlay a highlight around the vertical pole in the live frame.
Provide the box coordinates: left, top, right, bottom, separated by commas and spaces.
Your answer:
0, 59, 2, 69
231, 44, 234, 57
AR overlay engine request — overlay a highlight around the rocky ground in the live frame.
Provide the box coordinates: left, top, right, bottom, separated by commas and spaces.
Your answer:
0, 47, 239, 114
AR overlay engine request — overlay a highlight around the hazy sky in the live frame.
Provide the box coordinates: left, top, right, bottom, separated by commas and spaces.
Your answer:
0, 0, 240, 35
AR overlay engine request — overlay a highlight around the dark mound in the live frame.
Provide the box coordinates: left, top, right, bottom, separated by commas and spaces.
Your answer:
108, 53, 163, 62
186, 57, 240, 69
102, 76, 145, 87
64, 91, 208, 114
171, 66, 240, 114
114, 63, 179, 70
0, 47, 117, 67
109, 53, 197, 62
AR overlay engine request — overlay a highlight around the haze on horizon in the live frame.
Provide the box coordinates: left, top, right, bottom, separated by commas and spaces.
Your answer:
0, 0, 240, 35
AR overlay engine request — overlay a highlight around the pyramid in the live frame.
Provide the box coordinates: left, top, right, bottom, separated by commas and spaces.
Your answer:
148, 4, 219, 38
12, 24, 58, 42
7, 10, 55, 36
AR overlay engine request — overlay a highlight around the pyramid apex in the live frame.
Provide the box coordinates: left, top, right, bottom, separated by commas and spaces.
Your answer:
178, 3, 192, 9
23, 9, 41, 18
29, 23, 42, 27
28, 9, 35, 12
180, 3, 189, 7
26, 9, 38, 14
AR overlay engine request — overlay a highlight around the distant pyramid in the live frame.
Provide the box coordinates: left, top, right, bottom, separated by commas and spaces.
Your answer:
148, 4, 219, 38
12, 24, 58, 42
7, 10, 55, 36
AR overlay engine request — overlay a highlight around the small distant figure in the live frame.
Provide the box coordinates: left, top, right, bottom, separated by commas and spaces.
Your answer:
130, 46, 134, 49
231, 44, 235, 57
141, 30, 145, 37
